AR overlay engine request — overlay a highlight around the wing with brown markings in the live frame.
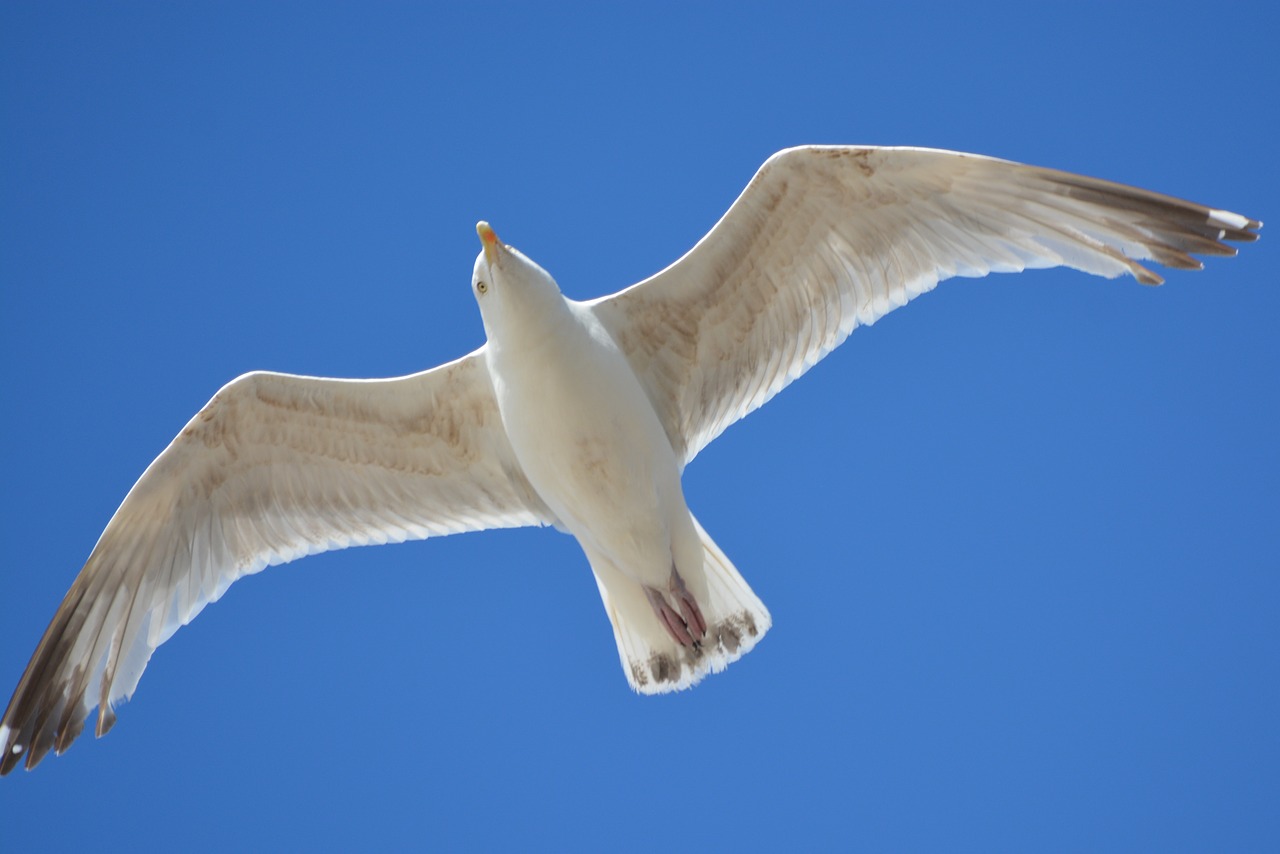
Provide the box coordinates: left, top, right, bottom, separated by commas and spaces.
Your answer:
1, 348, 550, 773
590, 146, 1260, 464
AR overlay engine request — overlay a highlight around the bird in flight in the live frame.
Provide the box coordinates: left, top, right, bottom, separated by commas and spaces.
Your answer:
1, 146, 1260, 774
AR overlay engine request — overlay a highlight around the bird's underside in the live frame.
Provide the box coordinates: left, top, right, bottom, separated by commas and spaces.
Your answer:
1, 145, 1261, 775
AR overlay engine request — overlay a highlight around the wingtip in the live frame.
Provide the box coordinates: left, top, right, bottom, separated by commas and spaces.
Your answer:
95, 705, 117, 738
1132, 262, 1165, 286
1207, 208, 1259, 232
0, 724, 20, 776
1207, 209, 1263, 243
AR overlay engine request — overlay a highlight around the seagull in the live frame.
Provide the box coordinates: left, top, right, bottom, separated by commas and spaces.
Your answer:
1, 145, 1260, 774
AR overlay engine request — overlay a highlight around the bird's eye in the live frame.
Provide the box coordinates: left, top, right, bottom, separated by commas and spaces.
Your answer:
476, 281, 488, 295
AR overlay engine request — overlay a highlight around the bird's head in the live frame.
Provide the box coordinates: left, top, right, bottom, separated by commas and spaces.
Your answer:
472, 222, 565, 340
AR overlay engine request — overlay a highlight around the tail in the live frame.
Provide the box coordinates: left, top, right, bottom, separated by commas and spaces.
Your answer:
586, 515, 771, 694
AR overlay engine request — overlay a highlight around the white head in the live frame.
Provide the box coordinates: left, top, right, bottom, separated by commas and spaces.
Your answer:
471, 222, 566, 343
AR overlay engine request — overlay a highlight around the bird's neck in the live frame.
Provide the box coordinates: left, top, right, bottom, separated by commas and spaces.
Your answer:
485, 291, 579, 361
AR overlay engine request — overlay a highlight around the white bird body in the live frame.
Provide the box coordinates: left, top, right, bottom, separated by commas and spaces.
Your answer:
489, 304, 696, 589
475, 232, 766, 683
483, 284, 684, 576
1, 145, 1260, 774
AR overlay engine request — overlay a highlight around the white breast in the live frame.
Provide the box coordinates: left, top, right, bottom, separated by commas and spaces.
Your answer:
487, 302, 687, 585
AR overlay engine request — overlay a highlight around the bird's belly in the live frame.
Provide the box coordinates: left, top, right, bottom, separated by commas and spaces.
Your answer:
492, 338, 684, 579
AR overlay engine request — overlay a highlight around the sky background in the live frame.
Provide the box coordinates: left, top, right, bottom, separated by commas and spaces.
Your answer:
1, 2, 1276, 850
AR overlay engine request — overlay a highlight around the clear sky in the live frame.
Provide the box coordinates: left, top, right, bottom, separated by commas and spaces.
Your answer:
2, 2, 1276, 850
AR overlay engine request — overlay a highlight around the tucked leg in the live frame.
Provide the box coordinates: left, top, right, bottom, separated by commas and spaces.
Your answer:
669, 565, 707, 640
644, 586, 694, 647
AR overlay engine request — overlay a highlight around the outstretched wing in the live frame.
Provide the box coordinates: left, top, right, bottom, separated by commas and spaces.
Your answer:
589, 146, 1261, 464
1, 348, 551, 773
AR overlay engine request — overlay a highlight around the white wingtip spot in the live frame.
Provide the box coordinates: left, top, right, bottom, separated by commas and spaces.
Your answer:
1208, 209, 1250, 231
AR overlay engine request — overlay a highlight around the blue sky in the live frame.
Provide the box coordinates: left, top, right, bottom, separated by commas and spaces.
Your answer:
2, 2, 1276, 850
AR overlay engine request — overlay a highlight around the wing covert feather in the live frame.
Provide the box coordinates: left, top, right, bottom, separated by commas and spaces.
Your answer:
590, 146, 1260, 463
1, 348, 549, 772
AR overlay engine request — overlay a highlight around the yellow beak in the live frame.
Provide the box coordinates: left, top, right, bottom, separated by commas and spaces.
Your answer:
477, 221, 501, 264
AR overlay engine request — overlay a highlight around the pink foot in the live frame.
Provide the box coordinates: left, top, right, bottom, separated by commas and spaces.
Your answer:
669, 567, 707, 640
644, 567, 708, 648
645, 586, 694, 647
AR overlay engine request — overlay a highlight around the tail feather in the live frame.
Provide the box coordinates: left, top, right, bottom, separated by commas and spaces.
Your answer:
587, 515, 770, 694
